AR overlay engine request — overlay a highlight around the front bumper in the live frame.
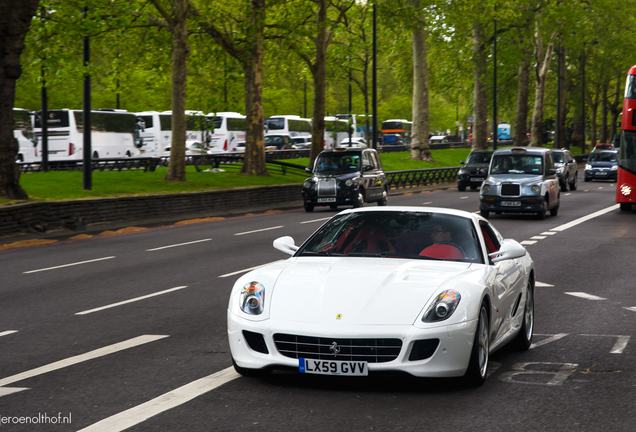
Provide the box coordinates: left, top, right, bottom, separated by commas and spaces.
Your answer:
457, 174, 487, 187
302, 187, 358, 206
480, 195, 545, 213
584, 169, 617, 180
228, 310, 477, 378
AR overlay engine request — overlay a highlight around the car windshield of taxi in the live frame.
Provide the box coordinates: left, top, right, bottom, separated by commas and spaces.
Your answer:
490, 154, 544, 175
314, 152, 361, 174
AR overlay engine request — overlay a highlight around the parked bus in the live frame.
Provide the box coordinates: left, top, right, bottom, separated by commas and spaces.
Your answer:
34, 109, 141, 160
264, 115, 312, 138
498, 122, 511, 140
617, 65, 636, 211
14, 108, 38, 162
324, 116, 349, 148
207, 112, 246, 152
381, 119, 412, 144
135, 111, 171, 155
335, 114, 371, 139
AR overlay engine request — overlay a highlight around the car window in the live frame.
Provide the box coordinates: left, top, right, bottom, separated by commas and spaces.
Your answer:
545, 153, 555, 170
371, 152, 382, 170
491, 154, 544, 175
552, 152, 565, 163
314, 152, 361, 173
589, 152, 617, 162
362, 152, 373, 169
479, 221, 501, 255
467, 152, 492, 164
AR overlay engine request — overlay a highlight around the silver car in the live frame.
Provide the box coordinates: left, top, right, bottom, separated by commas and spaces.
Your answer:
479, 147, 560, 220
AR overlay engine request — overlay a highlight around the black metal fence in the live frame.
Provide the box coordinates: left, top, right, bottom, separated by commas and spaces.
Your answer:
386, 167, 460, 189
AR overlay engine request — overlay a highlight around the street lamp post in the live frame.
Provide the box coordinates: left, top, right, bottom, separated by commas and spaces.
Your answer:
372, 4, 378, 150
492, 6, 498, 151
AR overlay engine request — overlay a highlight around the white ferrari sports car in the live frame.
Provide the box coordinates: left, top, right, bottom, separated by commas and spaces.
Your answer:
227, 207, 535, 386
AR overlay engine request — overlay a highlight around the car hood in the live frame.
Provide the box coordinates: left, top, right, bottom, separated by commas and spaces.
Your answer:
313, 171, 360, 180
587, 161, 616, 168
268, 257, 477, 325
462, 163, 489, 170
487, 174, 543, 185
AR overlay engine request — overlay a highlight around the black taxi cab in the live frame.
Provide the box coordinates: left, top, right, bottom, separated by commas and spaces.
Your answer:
301, 148, 388, 212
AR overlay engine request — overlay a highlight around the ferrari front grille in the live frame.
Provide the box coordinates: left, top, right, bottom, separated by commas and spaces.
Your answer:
273, 334, 402, 363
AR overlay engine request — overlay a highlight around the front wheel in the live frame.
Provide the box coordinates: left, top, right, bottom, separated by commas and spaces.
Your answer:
353, 190, 365, 208
464, 303, 489, 387
560, 176, 570, 192
550, 202, 559, 216
377, 190, 388, 206
569, 173, 578, 190
304, 204, 314, 213
458, 183, 466, 192
536, 201, 547, 220
480, 210, 489, 219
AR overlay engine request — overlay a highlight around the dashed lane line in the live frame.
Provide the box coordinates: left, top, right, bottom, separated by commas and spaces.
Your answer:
234, 226, 283, 236
0, 331, 17, 338
23, 256, 116, 274
300, 217, 331, 224
535, 282, 554, 287
146, 239, 211, 252
78, 367, 240, 432
530, 236, 546, 240
75, 286, 188, 315
219, 260, 283, 278
520, 240, 537, 245
565, 292, 607, 301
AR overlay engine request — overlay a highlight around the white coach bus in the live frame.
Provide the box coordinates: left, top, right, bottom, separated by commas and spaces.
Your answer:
206, 112, 246, 153
14, 108, 38, 162
34, 109, 141, 160
264, 115, 312, 138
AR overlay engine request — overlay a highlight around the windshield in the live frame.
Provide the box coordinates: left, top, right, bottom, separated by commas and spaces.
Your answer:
466, 152, 492, 164
552, 152, 565, 163
265, 118, 284, 130
588, 152, 617, 162
625, 74, 636, 99
298, 211, 483, 263
314, 152, 361, 173
490, 154, 544, 175
264, 135, 288, 148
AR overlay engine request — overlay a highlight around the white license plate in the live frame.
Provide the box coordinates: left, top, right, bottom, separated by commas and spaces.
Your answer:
317, 198, 336, 203
472, 177, 485, 182
299, 358, 368, 376
596, 172, 608, 176
501, 201, 521, 207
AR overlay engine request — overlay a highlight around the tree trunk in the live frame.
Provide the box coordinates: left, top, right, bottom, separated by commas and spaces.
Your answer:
513, 53, 530, 147
309, 0, 328, 168
0, 0, 37, 200
529, 24, 554, 147
588, 85, 599, 148
164, 0, 188, 181
410, 4, 433, 162
241, 0, 267, 175
471, 22, 488, 150
600, 83, 608, 143
609, 73, 621, 142
556, 45, 568, 148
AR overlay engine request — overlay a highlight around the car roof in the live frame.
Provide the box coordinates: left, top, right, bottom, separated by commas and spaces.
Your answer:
493, 146, 550, 156
469, 149, 493, 154
336, 206, 482, 222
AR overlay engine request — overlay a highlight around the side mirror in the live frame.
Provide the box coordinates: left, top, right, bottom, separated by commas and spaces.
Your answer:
273, 236, 298, 256
460, 161, 465, 165
546, 169, 556, 176
364, 164, 374, 172
305, 166, 312, 173
568, 159, 574, 164
489, 239, 526, 263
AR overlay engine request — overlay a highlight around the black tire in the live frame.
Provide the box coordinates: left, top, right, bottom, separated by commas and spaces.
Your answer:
550, 198, 559, 216
16, 154, 24, 162
329, 204, 338, 210
304, 204, 314, 213
480, 210, 490, 219
126, 151, 132, 157
377, 190, 388, 206
93, 151, 99, 159
464, 302, 489, 387
232, 358, 271, 378
536, 200, 547, 220
512, 282, 534, 351
470, 185, 478, 190
570, 173, 578, 191
458, 183, 466, 192
560, 176, 569, 192
620, 202, 632, 212
584, 177, 591, 182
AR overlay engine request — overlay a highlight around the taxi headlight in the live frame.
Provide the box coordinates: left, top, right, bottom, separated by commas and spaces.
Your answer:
240, 282, 265, 315
481, 184, 491, 193
423, 290, 461, 323
344, 179, 354, 187
531, 185, 540, 193
303, 179, 313, 189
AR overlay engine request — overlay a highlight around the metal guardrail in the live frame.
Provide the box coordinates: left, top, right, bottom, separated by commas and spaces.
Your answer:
387, 167, 460, 189
17, 157, 163, 173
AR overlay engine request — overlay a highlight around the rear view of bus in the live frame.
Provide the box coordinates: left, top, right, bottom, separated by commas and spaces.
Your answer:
14, 108, 38, 163
208, 112, 246, 153
617, 65, 636, 211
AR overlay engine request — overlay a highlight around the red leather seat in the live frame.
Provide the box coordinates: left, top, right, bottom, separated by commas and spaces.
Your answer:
419, 243, 464, 259
344, 223, 395, 254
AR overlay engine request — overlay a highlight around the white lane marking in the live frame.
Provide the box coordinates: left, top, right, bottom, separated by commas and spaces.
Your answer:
219, 260, 283, 278
535, 282, 554, 287
520, 240, 537, 245
77, 367, 240, 432
584, 190, 589, 192
487, 361, 502, 378
24, 256, 116, 274
0, 387, 28, 397
460, 196, 468, 200
550, 204, 620, 232
76, 286, 188, 315
300, 217, 331, 224
565, 193, 571, 196
540, 232, 557, 236
530, 333, 568, 349
0, 331, 17, 338
598, 187, 604, 189
579, 334, 630, 354
146, 239, 211, 252
423, 202, 433, 205
565, 292, 607, 301
531, 236, 546, 240
234, 226, 283, 236
0, 335, 168, 390
624, 307, 636, 313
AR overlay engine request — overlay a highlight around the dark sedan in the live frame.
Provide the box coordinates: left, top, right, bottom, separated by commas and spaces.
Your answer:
584, 150, 618, 181
301, 148, 388, 212
457, 150, 493, 191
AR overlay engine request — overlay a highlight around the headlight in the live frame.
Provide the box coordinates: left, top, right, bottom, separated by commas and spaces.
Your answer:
303, 179, 313, 189
585, 164, 592, 170
531, 185, 540, 193
240, 282, 265, 315
481, 184, 491, 193
344, 179, 353, 187
458, 168, 467, 174
556, 167, 564, 174
422, 290, 461, 323
611, 165, 618, 171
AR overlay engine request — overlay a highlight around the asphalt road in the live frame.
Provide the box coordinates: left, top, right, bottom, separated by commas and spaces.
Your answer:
0, 178, 635, 431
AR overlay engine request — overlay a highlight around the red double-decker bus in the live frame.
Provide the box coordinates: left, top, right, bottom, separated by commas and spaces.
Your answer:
617, 65, 636, 211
